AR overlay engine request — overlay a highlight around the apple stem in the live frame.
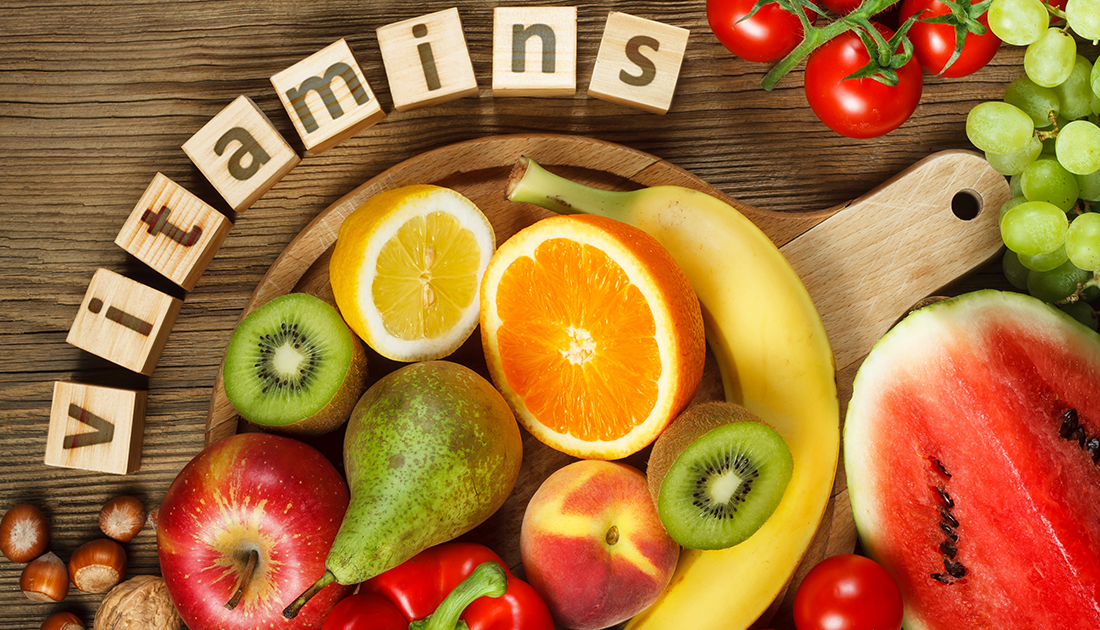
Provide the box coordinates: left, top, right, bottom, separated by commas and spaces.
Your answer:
283, 570, 335, 619
225, 548, 259, 610
409, 562, 508, 630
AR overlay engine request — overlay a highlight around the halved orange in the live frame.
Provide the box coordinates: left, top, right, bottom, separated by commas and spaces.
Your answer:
480, 214, 706, 460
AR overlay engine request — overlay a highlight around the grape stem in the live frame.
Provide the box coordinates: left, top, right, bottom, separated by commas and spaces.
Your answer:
1058, 274, 1100, 306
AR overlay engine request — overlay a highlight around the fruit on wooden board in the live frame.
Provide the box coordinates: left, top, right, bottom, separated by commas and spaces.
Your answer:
284, 360, 522, 619
479, 213, 705, 459
93, 574, 181, 630
330, 184, 496, 363
520, 460, 679, 630
222, 292, 368, 436
507, 158, 839, 630
792, 553, 903, 630
157, 432, 352, 630
845, 290, 1100, 629
0, 503, 49, 563
647, 401, 793, 550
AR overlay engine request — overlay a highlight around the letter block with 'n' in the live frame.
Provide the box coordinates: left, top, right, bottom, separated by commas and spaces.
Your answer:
45, 381, 147, 475
492, 7, 577, 97
377, 8, 479, 112
588, 12, 690, 114
66, 268, 182, 376
182, 95, 300, 212
115, 173, 232, 290
271, 39, 387, 155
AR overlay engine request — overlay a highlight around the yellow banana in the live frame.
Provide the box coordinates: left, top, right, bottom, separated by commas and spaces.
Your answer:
506, 157, 839, 630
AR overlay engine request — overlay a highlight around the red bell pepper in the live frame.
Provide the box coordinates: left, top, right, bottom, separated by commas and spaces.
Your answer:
321, 542, 555, 630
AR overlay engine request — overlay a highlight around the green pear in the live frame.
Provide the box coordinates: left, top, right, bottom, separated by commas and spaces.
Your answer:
283, 360, 522, 618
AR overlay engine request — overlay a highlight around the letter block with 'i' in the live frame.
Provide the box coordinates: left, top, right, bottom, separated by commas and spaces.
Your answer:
114, 173, 232, 291
587, 12, 690, 115
377, 8, 479, 112
66, 268, 183, 376
45, 381, 147, 475
492, 7, 577, 97
270, 39, 387, 155
182, 95, 300, 212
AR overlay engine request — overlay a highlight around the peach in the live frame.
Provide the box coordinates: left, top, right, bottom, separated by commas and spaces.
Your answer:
520, 460, 680, 630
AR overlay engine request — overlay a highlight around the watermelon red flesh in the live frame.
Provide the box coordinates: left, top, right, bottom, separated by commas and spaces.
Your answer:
844, 290, 1100, 630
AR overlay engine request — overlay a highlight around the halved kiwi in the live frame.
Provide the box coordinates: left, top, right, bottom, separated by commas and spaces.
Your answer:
647, 401, 793, 550
222, 292, 368, 436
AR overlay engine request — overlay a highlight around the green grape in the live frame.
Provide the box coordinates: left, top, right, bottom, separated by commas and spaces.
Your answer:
987, 136, 1044, 175
989, 0, 1050, 45
1020, 245, 1070, 271
1092, 60, 1100, 100
1011, 173, 1024, 197
966, 102, 1036, 154
1053, 56, 1095, 120
1066, 212, 1100, 270
1024, 28, 1078, 88
1027, 259, 1091, 302
1001, 200, 1070, 255
1067, 0, 1100, 39
1093, 93, 1100, 114
1060, 300, 1099, 330
1078, 169, 1100, 201
1003, 249, 1032, 290
1004, 76, 1061, 127
1055, 120, 1100, 176
999, 196, 1030, 225
1021, 158, 1081, 211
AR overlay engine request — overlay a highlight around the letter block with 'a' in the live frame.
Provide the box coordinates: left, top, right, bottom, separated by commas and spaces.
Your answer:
271, 39, 387, 155
492, 7, 577, 97
377, 8, 479, 112
182, 95, 300, 212
45, 381, 147, 475
115, 173, 232, 290
66, 268, 182, 376
588, 12, 690, 114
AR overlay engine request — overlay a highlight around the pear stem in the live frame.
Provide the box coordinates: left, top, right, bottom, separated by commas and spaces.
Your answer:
409, 562, 508, 630
225, 548, 259, 610
283, 570, 336, 619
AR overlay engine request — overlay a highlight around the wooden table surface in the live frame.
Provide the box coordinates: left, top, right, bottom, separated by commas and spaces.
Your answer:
1, 0, 1075, 628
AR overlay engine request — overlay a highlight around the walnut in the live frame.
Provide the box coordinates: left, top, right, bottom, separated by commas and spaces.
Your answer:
93, 575, 181, 630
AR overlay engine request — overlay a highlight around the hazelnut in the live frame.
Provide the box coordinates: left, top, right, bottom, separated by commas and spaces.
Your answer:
1, 503, 50, 563
99, 496, 145, 543
21, 551, 69, 602
69, 539, 126, 594
94, 574, 181, 630
41, 611, 85, 630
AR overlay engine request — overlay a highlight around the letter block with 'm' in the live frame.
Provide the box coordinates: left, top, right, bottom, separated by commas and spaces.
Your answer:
271, 39, 387, 155
45, 381, 147, 475
115, 172, 232, 291
377, 8, 479, 112
588, 12, 690, 115
182, 95, 300, 212
492, 6, 577, 97
66, 268, 182, 376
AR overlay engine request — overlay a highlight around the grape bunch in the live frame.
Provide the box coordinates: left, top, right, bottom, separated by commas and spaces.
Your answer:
966, 0, 1100, 330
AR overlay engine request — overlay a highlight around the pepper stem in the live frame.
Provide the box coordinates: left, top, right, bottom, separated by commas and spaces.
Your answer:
409, 562, 509, 630
225, 548, 259, 610
283, 570, 336, 619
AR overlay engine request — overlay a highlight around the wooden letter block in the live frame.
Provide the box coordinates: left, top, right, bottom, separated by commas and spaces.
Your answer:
377, 8, 479, 112
66, 268, 182, 376
45, 381, 146, 475
114, 173, 232, 290
182, 95, 300, 212
271, 39, 387, 155
492, 7, 577, 97
587, 12, 690, 115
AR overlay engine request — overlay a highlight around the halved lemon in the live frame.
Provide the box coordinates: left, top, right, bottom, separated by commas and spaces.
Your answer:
329, 184, 496, 362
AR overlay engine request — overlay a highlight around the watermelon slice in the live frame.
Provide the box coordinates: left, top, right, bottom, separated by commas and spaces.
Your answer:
844, 290, 1100, 629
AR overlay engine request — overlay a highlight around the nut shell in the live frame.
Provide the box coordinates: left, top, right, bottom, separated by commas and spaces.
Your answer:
1, 503, 50, 563
21, 551, 69, 602
69, 539, 126, 594
41, 611, 85, 630
93, 575, 181, 630
99, 496, 145, 543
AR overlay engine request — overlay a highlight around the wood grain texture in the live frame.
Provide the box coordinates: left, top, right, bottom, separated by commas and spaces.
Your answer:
1, 0, 1086, 628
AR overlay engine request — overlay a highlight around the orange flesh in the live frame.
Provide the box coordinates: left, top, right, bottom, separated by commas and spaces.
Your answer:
495, 237, 660, 442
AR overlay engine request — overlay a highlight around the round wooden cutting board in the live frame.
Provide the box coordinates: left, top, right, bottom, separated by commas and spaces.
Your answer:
204, 133, 1011, 628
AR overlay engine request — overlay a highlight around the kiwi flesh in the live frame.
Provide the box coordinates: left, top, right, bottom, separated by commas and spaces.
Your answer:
222, 292, 368, 436
647, 401, 793, 550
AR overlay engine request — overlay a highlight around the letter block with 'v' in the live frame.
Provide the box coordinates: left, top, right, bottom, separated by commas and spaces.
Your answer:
182, 95, 300, 212
45, 381, 147, 475
588, 12, 690, 115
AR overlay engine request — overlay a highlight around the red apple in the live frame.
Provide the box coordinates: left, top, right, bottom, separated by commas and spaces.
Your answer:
157, 432, 353, 629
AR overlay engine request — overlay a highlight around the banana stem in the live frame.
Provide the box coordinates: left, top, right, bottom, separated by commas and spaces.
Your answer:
507, 156, 638, 220
283, 570, 335, 619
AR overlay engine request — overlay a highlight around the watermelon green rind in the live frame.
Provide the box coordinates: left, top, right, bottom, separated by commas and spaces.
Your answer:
844, 289, 1100, 630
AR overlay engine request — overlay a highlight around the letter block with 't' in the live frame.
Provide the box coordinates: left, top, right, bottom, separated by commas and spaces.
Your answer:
587, 12, 690, 115
45, 381, 147, 475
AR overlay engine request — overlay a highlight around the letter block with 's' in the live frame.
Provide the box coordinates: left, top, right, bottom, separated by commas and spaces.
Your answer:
45, 381, 147, 475
492, 6, 577, 97
377, 8, 479, 112
588, 12, 690, 114
182, 95, 300, 212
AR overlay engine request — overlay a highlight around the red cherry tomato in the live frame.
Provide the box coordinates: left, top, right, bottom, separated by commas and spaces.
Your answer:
793, 554, 904, 630
900, 0, 1001, 77
707, 0, 817, 63
803, 23, 923, 139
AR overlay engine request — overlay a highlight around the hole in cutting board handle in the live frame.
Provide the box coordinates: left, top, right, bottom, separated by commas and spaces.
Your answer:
951, 189, 983, 221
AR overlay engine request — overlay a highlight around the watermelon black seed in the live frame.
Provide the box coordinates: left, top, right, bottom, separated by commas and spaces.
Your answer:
944, 558, 967, 578
1087, 437, 1100, 462
939, 521, 959, 541
1072, 425, 1088, 447
940, 507, 959, 529
1060, 408, 1079, 439
937, 485, 954, 508
932, 458, 952, 477
940, 539, 958, 557
930, 573, 953, 584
